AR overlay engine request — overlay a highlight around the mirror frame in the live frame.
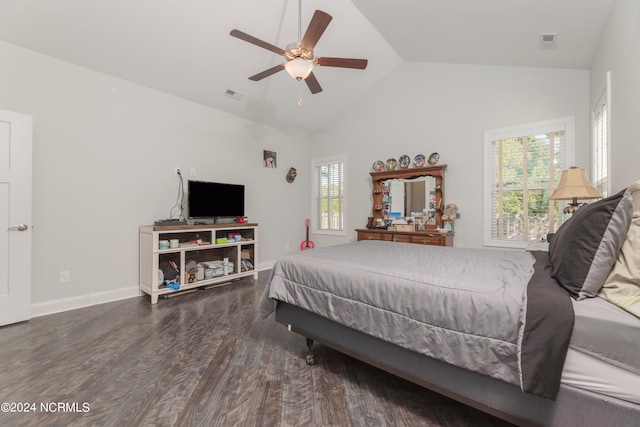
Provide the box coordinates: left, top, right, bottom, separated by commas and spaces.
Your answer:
370, 164, 446, 229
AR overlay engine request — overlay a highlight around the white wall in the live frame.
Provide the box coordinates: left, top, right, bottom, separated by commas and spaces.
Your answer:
0, 41, 310, 313
590, 0, 640, 190
0, 35, 600, 312
310, 61, 590, 248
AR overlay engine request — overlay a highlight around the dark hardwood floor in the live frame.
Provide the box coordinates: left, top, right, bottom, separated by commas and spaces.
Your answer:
0, 271, 513, 426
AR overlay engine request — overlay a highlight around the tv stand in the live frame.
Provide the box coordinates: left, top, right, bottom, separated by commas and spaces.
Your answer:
139, 223, 258, 304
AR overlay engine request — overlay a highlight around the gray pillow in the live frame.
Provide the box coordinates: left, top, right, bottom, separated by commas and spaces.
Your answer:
549, 187, 633, 299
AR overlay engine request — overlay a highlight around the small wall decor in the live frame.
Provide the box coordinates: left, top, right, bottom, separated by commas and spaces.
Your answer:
286, 167, 297, 183
263, 150, 277, 168
414, 154, 426, 167
372, 160, 384, 172
428, 152, 440, 165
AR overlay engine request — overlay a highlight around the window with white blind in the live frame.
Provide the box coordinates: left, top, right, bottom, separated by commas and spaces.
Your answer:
312, 155, 346, 235
483, 117, 574, 248
592, 73, 610, 197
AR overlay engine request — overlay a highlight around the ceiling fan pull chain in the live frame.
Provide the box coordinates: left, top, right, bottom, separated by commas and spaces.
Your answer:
297, 81, 303, 106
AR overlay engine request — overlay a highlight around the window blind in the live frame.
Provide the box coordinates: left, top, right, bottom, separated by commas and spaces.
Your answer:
593, 100, 608, 197
315, 159, 344, 231
490, 131, 565, 242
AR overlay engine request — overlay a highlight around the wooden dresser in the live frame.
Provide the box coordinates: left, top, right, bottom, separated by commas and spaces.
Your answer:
356, 228, 453, 247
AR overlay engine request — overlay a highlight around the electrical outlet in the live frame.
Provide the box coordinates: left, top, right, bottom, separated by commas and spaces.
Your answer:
190, 168, 196, 177
59, 271, 70, 283
174, 166, 181, 176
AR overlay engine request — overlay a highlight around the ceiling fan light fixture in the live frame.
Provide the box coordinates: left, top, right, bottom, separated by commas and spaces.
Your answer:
285, 58, 313, 80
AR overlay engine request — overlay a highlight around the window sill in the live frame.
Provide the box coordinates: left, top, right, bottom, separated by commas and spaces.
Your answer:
313, 229, 347, 237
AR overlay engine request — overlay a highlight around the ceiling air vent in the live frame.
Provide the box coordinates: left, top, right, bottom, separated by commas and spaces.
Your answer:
539, 33, 557, 49
224, 89, 244, 101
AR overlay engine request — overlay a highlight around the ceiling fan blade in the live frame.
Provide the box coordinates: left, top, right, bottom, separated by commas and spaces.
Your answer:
230, 29, 286, 56
249, 64, 286, 81
316, 57, 368, 70
305, 72, 323, 94
300, 10, 332, 51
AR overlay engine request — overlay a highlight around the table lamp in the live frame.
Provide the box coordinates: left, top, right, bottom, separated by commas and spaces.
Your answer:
550, 166, 602, 214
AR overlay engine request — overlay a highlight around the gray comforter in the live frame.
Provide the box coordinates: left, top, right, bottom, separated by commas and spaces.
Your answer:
260, 240, 573, 399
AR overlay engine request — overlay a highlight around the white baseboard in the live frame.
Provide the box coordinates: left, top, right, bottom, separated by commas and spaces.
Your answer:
31, 286, 140, 318
257, 261, 275, 271
30, 265, 275, 318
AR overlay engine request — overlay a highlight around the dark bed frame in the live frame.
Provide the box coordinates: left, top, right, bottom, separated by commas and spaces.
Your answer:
276, 302, 640, 427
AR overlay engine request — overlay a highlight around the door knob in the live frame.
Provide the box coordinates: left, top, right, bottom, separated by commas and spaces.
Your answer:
8, 224, 29, 231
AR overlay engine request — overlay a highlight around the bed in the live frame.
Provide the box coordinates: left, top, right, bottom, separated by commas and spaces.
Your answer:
259, 181, 640, 427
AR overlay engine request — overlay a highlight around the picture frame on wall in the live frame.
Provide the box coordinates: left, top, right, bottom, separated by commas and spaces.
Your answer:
263, 150, 277, 168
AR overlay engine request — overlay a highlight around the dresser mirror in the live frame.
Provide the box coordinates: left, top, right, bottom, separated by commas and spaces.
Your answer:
385, 176, 436, 217
369, 164, 446, 229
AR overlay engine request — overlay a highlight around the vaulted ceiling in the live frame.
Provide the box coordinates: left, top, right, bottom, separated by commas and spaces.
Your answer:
0, 0, 615, 134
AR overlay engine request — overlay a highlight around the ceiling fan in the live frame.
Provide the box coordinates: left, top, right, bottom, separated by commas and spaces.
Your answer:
229, 1, 368, 94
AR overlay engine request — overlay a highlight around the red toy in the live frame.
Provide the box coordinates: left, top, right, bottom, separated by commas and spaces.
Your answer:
300, 218, 315, 250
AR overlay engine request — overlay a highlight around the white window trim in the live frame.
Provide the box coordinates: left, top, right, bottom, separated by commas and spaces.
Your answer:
483, 116, 575, 248
591, 71, 611, 197
311, 154, 347, 236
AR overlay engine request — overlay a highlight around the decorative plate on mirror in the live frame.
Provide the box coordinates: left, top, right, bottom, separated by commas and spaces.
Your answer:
372, 160, 385, 172
428, 152, 440, 165
385, 158, 398, 170
414, 154, 426, 167
398, 155, 410, 169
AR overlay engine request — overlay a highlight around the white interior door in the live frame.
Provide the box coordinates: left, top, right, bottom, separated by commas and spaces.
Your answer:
0, 109, 33, 326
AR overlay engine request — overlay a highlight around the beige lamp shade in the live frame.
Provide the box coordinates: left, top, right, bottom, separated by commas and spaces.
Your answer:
550, 167, 602, 201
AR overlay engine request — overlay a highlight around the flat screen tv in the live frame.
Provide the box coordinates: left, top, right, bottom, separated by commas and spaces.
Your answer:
187, 180, 244, 219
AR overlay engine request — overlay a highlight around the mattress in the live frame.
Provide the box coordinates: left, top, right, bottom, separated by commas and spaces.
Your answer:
262, 240, 573, 398
562, 296, 640, 403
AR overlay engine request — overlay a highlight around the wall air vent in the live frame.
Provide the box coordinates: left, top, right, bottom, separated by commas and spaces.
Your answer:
539, 33, 557, 49
224, 89, 244, 101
